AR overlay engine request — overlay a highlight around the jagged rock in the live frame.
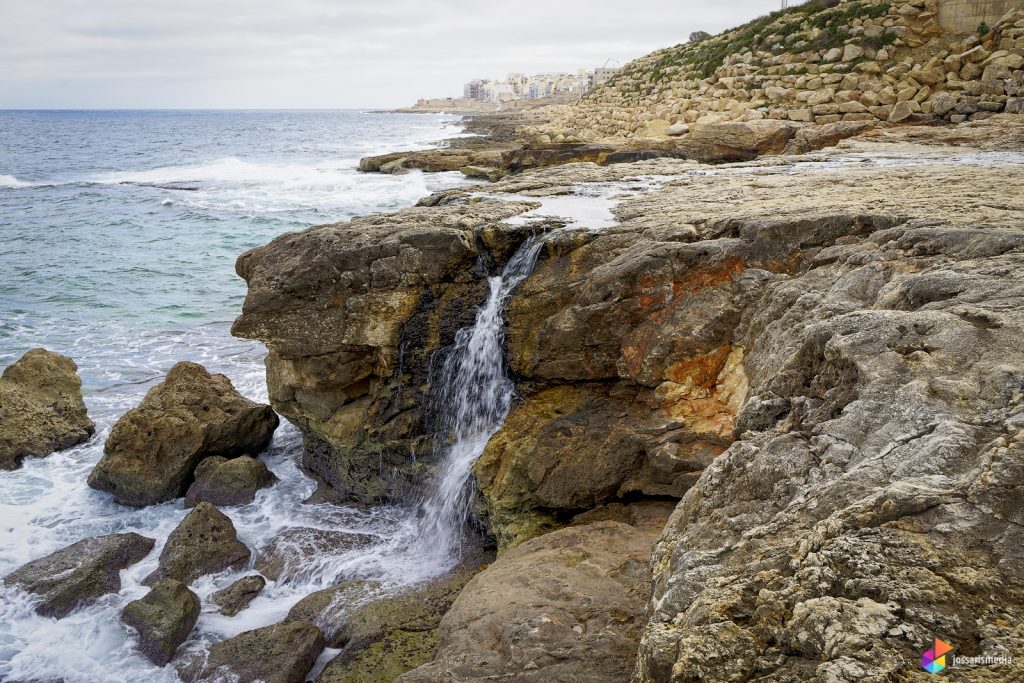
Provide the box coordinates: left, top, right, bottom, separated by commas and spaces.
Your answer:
359, 149, 504, 173
287, 579, 382, 646
398, 519, 668, 683
459, 165, 504, 182
0, 348, 94, 470
212, 574, 266, 616
145, 502, 250, 585
120, 579, 200, 666
254, 527, 376, 582
782, 120, 875, 155
182, 620, 325, 683
3, 533, 155, 617
316, 556, 488, 683
87, 361, 279, 506
184, 455, 277, 508
231, 200, 535, 504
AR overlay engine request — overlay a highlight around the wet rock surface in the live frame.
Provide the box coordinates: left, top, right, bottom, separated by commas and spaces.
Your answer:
3, 532, 155, 618
0, 348, 94, 470
286, 579, 381, 646
87, 361, 279, 506
181, 620, 326, 683
212, 574, 266, 616
398, 517, 668, 683
120, 578, 200, 666
184, 455, 277, 507
316, 555, 490, 683
145, 502, 250, 585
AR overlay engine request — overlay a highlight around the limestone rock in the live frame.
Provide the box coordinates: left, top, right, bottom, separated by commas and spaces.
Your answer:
398, 520, 667, 683
183, 620, 325, 683
316, 557, 487, 683
120, 579, 200, 666
87, 362, 279, 506
184, 455, 277, 508
678, 120, 800, 163
665, 123, 690, 136
146, 502, 250, 585
3, 533, 155, 617
212, 574, 266, 616
0, 348, 94, 470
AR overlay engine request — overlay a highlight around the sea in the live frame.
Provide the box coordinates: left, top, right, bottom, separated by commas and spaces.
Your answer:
0, 109, 476, 682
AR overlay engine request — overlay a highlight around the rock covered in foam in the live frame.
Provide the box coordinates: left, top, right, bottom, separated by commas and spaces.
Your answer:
3, 532, 155, 618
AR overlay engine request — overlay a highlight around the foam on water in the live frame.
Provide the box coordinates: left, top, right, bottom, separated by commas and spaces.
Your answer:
0, 110, 479, 682
0, 174, 35, 188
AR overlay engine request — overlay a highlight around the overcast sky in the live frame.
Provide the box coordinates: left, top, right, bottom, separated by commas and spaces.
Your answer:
1, 0, 801, 109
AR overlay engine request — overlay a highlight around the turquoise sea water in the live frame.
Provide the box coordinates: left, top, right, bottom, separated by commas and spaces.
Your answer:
0, 110, 471, 682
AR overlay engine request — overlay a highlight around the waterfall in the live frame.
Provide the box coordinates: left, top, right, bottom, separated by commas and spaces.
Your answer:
416, 236, 544, 561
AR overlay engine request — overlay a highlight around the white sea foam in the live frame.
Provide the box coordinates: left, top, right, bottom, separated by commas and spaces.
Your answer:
0, 174, 34, 188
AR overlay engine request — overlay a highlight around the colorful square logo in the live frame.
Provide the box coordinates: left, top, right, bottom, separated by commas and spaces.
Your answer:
922, 638, 954, 674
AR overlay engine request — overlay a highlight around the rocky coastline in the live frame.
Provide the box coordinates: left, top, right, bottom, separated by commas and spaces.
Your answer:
3, 3, 1024, 681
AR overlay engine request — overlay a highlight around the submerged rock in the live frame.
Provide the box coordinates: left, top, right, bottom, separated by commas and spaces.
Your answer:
87, 361, 279, 507
398, 520, 666, 683
145, 502, 250, 585
286, 579, 381, 646
120, 578, 200, 666
184, 455, 277, 508
316, 556, 489, 683
0, 348, 94, 470
254, 527, 376, 582
212, 574, 266, 617
182, 620, 325, 683
3, 533, 155, 618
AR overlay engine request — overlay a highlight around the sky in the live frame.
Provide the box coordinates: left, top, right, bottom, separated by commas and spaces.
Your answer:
0, 0, 804, 109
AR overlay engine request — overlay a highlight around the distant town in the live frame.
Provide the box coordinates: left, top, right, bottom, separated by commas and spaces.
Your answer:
402, 66, 620, 112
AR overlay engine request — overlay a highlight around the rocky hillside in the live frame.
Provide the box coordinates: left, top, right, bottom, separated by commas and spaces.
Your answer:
519, 0, 1024, 143
234, 117, 1024, 681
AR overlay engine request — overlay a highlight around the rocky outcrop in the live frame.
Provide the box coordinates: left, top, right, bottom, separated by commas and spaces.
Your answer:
184, 455, 277, 507
232, 200, 538, 504
398, 514, 670, 682
145, 502, 250, 585
120, 578, 200, 666
212, 574, 266, 616
3, 533, 155, 617
316, 558, 488, 683
0, 348, 94, 470
182, 620, 325, 683
88, 361, 278, 506
359, 148, 505, 174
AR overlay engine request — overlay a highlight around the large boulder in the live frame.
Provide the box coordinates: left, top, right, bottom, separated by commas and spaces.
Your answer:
120, 578, 200, 666
397, 519, 668, 683
3, 533, 154, 617
0, 348, 94, 470
316, 557, 488, 683
182, 620, 325, 683
87, 361, 278, 506
145, 502, 250, 585
184, 455, 277, 508
212, 574, 266, 616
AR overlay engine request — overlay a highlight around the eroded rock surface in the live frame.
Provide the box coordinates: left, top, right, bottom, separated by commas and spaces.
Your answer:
184, 455, 277, 508
0, 348, 94, 470
254, 527, 376, 583
88, 361, 278, 506
3, 533, 155, 618
182, 620, 325, 683
145, 502, 250, 585
212, 574, 266, 616
120, 578, 200, 666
